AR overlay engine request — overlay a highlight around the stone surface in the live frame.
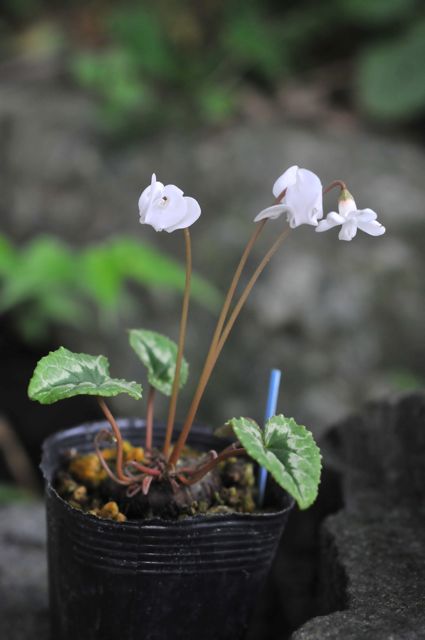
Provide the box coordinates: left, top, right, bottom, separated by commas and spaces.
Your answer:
1, 65, 425, 453
292, 392, 425, 639
0, 503, 48, 639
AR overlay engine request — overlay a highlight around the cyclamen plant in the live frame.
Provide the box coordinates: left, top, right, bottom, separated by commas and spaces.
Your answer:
28, 166, 385, 511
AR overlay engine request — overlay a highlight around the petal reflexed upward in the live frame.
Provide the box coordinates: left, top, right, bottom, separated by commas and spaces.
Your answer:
138, 174, 164, 221
272, 165, 299, 200
285, 168, 323, 228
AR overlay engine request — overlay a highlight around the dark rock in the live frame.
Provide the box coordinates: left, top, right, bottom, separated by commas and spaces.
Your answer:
293, 392, 425, 639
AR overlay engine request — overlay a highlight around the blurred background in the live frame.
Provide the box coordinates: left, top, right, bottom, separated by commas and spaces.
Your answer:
0, 0, 425, 498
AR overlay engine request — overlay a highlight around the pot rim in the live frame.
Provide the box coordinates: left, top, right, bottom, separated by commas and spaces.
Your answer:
42, 418, 295, 528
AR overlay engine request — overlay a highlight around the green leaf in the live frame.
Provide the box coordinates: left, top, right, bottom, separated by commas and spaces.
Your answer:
222, 6, 284, 80
28, 347, 142, 405
129, 329, 188, 396
80, 244, 125, 309
0, 483, 33, 504
358, 20, 425, 121
0, 236, 76, 312
0, 234, 16, 275
197, 84, 236, 124
228, 414, 322, 510
71, 50, 147, 113
0, 232, 220, 347
108, 7, 175, 79
339, 0, 417, 26
108, 238, 221, 312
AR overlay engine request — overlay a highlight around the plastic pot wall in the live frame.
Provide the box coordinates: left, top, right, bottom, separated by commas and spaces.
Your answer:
42, 419, 294, 640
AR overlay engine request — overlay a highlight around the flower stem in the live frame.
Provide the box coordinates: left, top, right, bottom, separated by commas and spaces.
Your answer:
96, 397, 127, 482
214, 225, 291, 358
126, 460, 161, 477
167, 222, 266, 466
145, 385, 156, 451
169, 224, 290, 467
180, 445, 246, 486
94, 431, 132, 486
209, 220, 267, 355
163, 228, 192, 457
323, 180, 346, 194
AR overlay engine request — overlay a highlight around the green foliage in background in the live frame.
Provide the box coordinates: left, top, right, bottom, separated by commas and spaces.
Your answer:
0, 234, 220, 342
1, 0, 425, 129
358, 19, 425, 122
0, 483, 33, 504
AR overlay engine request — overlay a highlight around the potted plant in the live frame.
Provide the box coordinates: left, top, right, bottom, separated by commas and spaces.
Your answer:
28, 166, 385, 640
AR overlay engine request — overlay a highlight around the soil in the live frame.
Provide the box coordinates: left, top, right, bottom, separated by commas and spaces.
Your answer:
54, 439, 257, 521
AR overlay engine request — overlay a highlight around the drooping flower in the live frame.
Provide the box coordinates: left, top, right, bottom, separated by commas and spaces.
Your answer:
316, 188, 385, 241
138, 174, 201, 233
254, 165, 323, 228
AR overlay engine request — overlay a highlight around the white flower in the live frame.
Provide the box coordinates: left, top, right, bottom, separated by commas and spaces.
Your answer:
254, 165, 323, 228
138, 174, 201, 233
316, 189, 385, 241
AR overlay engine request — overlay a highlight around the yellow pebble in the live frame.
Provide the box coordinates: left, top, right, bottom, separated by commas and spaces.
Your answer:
122, 441, 132, 455
69, 454, 101, 484
72, 486, 87, 503
99, 501, 119, 519
115, 512, 127, 523
101, 447, 117, 462
127, 446, 144, 462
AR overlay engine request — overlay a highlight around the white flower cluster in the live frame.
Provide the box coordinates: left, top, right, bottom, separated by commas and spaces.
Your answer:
138, 167, 385, 242
255, 165, 385, 241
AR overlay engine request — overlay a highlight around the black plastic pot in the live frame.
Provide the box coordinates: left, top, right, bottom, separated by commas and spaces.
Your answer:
42, 419, 294, 640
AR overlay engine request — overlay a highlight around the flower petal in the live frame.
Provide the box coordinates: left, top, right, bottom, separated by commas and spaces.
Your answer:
254, 204, 291, 222
138, 173, 164, 220
356, 220, 386, 236
338, 219, 358, 241
315, 211, 345, 232
144, 184, 188, 232
272, 165, 299, 199
163, 183, 184, 199
285, 168, 323, 227
355, 208, 378, 223
165, 196, 201, 232
338, 195, 357, 217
